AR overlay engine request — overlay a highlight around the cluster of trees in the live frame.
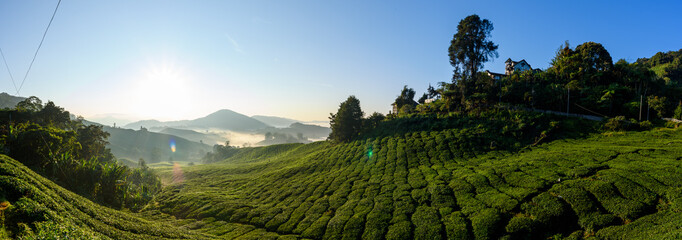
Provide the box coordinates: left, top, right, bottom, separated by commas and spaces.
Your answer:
442, 16, 681, 121
329, 14, 681, 142
0, 97, 160, 211
328, 96, 385, 142
202, 141, 238, 163
490, 43, 680, 120
395, 15, 681, 121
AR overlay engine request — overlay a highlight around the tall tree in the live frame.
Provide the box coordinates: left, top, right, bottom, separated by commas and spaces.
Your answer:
447, 15, 498, 110
329, 96, 364, 142
448, 14, 498, 84
394, 85, 417, 113
15, 96, 43, 112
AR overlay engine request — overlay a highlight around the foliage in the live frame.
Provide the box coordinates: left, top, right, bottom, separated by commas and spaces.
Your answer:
0, 155, 256, 239
446, 14, 498, 111
394, 86, 417, 114
0, 98, 160, 211
603, 116, 627, 131
637, 48, 682, 85
426, 31, 680, 120
202, 141, 239, 163
448, 14, 498, 82
14, 96, 42, 112
329, 96, 364, 142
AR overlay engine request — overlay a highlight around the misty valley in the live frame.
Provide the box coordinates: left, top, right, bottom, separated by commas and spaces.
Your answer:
93, 109, 331, 165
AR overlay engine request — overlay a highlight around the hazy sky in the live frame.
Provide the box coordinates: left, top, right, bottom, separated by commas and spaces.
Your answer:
1, 0, 680, 122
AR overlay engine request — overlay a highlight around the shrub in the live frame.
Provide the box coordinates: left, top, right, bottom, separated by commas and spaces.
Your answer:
443, 211, 470, 240
586, 180, 649, 220
666, 187, 682, 212
411, 188, 431, 205
412, 205, 442, 240
470, 208, 501, 240
362, 195, 392, 239
301, 214, 331, 239
385, 220, 412, 240
603, 116, 629, 131
505, 215, 535, 235
476, 191, 518, 213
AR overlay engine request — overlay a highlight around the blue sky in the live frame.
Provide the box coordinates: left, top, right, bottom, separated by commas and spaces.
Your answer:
1, 0, 680, 122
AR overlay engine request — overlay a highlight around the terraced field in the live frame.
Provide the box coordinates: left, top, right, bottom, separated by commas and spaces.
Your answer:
0, 155, 292, 239
2, 122, 682, 239
151, 128, 682, 239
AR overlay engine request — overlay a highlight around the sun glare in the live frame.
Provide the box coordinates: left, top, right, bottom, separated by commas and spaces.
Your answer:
133, 60, 194, 120
170, 138, 176, 153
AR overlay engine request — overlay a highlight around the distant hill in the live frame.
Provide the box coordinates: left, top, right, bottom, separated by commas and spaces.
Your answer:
255, 134, 310, 146
123, 119, 165, 129
251, 115, 299, 128
0, 92, 25, 109
159, 127, 226, 145
123, 109, 269, 132
288, 122, 331, 139
86, 113, 138, 127
102, 126, 211, 162
190, 109, 269, 130
256, 122, 331, 141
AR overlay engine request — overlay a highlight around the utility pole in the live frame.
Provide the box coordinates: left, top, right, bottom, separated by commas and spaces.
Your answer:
531, 87, 535, 109
567, 88, 570, 114
499, 79, 502, 104
639, 95, 643, 121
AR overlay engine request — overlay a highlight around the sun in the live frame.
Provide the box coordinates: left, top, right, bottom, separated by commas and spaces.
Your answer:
133, 60, 194, 120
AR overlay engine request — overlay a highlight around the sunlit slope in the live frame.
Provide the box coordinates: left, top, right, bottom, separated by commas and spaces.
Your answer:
153, 129, 682, 239
0, 155, 294, 240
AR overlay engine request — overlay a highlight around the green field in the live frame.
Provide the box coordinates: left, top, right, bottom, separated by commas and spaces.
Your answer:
149, 127, 682, 239
2, 124, 682, 239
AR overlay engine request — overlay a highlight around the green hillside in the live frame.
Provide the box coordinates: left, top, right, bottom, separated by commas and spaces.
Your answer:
148, 127, 682, 239
0, 154, 302, 239
0, 93, 25, 109
159, 127, 226, 145
103, 126, 212, 163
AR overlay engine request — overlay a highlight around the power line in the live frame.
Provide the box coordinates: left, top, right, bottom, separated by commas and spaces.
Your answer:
16, 0, 62, 95
0, 47, 18, 93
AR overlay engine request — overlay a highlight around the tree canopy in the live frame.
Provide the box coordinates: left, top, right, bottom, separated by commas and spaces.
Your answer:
448, 14, 498, 83
445, 14, 499, 111
329, 96, 364, 142
0, 97, 160, 210
394, 85, 417, 114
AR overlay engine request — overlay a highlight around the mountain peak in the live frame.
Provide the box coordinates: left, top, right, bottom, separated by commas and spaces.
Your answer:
124, 109, 269, 131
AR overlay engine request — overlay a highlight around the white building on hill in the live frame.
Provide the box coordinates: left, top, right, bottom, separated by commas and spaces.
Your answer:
505, 58, 533, 75
485, 58, 537, 80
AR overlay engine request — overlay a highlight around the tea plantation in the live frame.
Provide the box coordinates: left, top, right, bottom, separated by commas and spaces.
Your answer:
149, 128, 682, 239
2, 125, 682, 239
0, 154, 290, 239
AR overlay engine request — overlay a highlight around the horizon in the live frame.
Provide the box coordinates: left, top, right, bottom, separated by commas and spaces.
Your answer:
84, 108, 330, 127
1, 0, 681, 122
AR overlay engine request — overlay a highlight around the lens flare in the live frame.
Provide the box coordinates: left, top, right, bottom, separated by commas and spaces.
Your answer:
170, 139, 176, 153
367, 147, 373, 158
